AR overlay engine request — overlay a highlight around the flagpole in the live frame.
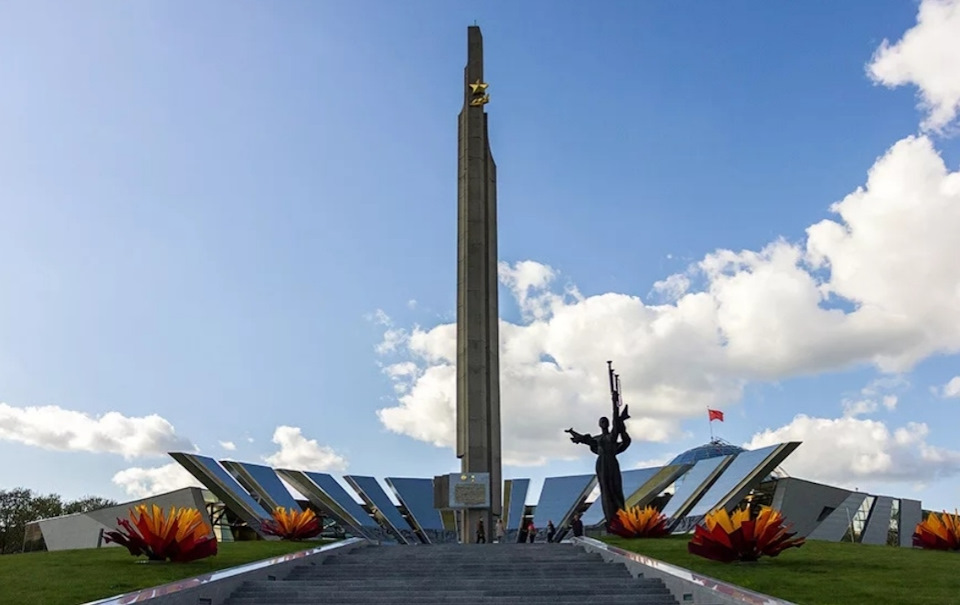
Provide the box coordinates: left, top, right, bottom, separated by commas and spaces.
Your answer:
707, 407, 713, 441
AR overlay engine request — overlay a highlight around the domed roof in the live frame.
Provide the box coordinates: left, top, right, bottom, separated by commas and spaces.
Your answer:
669, 441, 745, 466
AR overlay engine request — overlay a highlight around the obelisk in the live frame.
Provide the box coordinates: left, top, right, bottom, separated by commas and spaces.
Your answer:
456, 25, 502, 543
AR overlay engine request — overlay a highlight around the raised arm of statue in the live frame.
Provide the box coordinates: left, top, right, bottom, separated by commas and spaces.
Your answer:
616, 426, 632, 454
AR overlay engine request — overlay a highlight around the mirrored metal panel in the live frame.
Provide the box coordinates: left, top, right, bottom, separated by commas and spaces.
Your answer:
807, 492, 868, 541
169, 453, 272, 537
532, 474, 596, 541
660, 455, 733, 521
221, 460, 302, 512
386, 477, 457, 543
624, 464, 691, 510
860, 495, 893, 545
275, 470, 394, 543
503, 478, 529, 531
687, 443, 799, 517
580, 467, 661, 527
899, 499, 922, 548
344, 475, 418, 544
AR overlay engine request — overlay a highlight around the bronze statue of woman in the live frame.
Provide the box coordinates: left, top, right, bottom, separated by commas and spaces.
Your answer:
566, 404, 631, 531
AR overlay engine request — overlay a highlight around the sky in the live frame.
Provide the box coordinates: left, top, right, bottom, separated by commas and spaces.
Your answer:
2, 0, 960, 511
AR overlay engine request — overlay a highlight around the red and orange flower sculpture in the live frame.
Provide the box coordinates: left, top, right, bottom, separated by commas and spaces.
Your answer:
608, 505, 669, 538
688, 505, 804, 563
261, 507, 323, 540
912, 511, 960, 551
104, 504, 217, 562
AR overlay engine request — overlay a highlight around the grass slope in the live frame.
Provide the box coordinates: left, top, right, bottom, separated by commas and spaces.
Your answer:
0, 540, 314, 605
603, 535, 960, 605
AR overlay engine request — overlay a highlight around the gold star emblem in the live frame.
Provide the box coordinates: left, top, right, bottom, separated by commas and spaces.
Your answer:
469, 80, 488, 95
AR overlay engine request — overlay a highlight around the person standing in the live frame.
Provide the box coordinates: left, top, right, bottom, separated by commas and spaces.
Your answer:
546, 520, 556, 543
527, 520, 536, 543
571, 514, 584, 538
495, 517, 505, 543
476, 519, 486, 544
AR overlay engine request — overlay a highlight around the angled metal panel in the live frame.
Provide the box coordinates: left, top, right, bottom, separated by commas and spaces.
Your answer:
386, 477, 457, 544
221, 460, 302, 512
688, 442, 800, 517
625, 464, 691, 510
169, 452, 273, 538
581, 467, 661, 527
276, 470, 391, 542
503, 478, 529, 543
532, 474, 596, 541
861, 496, 893, 545
770, 477, 852, 538
899, 499, 922, 548
661, 455, 734, 521
345, 475, 418, 544
503, 479, 529, 531
807, 492, 868, 542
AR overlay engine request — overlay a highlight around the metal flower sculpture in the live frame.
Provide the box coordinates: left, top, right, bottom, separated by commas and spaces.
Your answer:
261, 507, 323, 540
103, 504, 217, 562
608, 505, 669, 538
687, 505, 805, 563
912, 511, 960, 550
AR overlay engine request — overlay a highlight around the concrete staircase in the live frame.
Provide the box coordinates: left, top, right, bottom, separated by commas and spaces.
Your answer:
223, 542, 679, 605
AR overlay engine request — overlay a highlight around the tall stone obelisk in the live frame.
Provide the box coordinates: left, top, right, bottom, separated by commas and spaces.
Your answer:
456, 25, 502, 543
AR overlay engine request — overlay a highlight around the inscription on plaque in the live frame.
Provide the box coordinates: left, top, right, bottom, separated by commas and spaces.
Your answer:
454, 483, 487, 506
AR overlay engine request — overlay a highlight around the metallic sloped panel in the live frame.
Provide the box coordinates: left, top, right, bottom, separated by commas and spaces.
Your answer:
276, 470, 386, 541
532, 474, 597, 539
581, 467, 661, 527
345, 475, 418, 544
807, 492, 868, 541
687, 443, 800, 517
222, 461, 302, 512
861, 496, 893, 545
386, 477, 457, 544
503, 478, 529, 531
899, 499, 922, 547
625, 464, 691, 510
771, 477, 853, 538
169, 453, 273, 538
660, 455, 733, 521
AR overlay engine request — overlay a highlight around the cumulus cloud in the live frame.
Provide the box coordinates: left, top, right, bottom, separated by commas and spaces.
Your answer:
263, 426, 348, 471
942, 376, 960, 398
868, 0, 960, 133
745, 415, 960, 486
112, 462, 204, 498
219, 440, 237, 451
375, 134, 960, 467
0, 402, 195, 459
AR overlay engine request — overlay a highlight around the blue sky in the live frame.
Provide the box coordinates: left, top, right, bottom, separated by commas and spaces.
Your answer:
2, 1, 960, 510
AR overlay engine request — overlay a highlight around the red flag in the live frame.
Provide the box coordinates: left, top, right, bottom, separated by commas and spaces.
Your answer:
708, 409, 724, 422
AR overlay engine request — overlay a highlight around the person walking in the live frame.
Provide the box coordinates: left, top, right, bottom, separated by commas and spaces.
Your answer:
476, 519, 486, 544
571, 514, 584, 538
495, 517, 505, 543
527, 520, 536, 543
546, 520, 556, 543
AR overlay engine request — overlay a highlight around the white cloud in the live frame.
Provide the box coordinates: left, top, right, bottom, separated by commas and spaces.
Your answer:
868, 0, 960, 133
375, 134, 960, 468
112, 462, 203, 498
407, 299, 418, 310
652, 273, 691, 301
745, 414, 960, 486
942, 376, 960, 397
219, 440, 237, 451
263, 426, 348, 471
0, 402, 194, 459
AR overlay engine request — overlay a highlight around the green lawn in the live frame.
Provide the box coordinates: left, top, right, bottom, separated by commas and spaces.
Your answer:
0, 540, 318, 605
603, 535, 960, 605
